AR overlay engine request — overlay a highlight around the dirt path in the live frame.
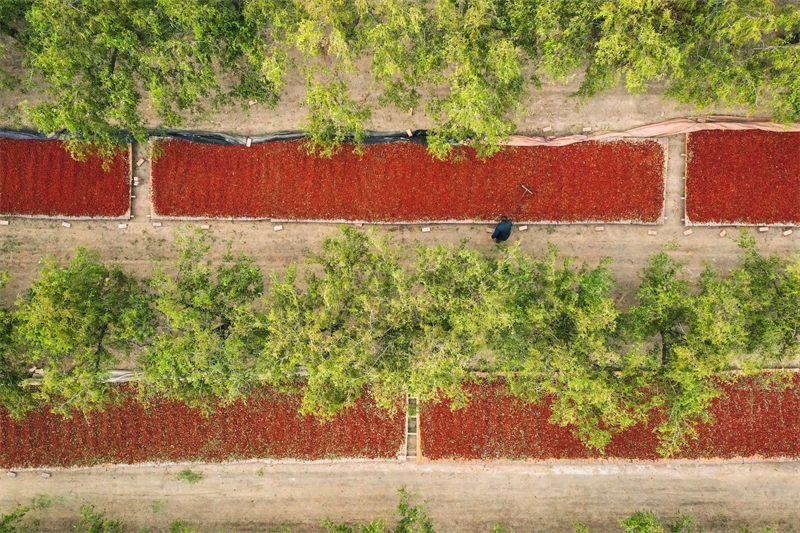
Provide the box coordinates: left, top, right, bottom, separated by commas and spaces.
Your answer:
0, 51, 746, 137
2, 459, 798, 532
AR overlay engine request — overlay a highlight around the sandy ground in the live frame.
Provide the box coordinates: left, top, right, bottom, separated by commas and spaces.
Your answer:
2, 460, 799, 533
0, 48, 748, 137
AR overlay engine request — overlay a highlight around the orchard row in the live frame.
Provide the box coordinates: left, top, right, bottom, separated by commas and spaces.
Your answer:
1, 227, 799, 459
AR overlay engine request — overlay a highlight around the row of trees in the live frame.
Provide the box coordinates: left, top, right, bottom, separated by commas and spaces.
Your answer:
1, 227, 798, 456
0, 0, 798, 157
0, 490, 778, 533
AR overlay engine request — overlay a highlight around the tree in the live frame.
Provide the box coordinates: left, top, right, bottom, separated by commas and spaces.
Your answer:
421, 0, 526, 159
574, 0, 685, 100
13, 248, 152, 416
0, 270, 37, 419
733, 230, 800, 364
3, 0, 799, 159
263, 227, 416, 417
0, 0, 30, 90
663, 0, 799, 122
22, 0, 278, 160
407, 240, 519, 407
493, 244, 647, 451
263, 228, 510, 417
138, 228, 266, 409
624, 247, 751, 456
243, 0, 371, 156
300, 69, 371, 156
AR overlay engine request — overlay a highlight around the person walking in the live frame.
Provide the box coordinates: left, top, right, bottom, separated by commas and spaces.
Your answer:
491, 215, 513, 243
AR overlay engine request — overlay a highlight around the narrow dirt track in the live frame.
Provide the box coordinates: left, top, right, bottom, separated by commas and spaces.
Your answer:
2, 460, 798, 532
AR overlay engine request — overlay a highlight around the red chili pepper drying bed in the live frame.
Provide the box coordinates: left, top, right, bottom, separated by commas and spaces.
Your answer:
420, 376, 800, 460
151, 140, 666, 223
686, 130, 800, 225
0, 388, 404, 468
0, 139, 131, 218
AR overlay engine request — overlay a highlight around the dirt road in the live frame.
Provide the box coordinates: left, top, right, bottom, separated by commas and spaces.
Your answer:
2, 459, 798, 532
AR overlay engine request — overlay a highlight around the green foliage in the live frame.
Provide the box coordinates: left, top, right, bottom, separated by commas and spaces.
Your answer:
264, 228, 510, 417
300, 70, 371, 157
0, 506, 29, 533
575, 511, 706, 533
575, 1, 685, 99
263, 226, 418, 417
0, 270, 37, 419
0, 230, 798, 458
21, 0, 278, 158
321, 488, 434, 533
3, 0, 800, 156
624, 248, 753, 456
495, 245, 645, 450
0, 0, 29, 91
13, 248, 153, 417
662, 1, 797, 121
423, 0, 525, 159
168, 520, 197, 533
733, 230, 800, 363
175, 469, 204, 484
139, 228, 265, 410
667, 513, 703, 533
77, 505, 124, 533
620, 511, 663, 533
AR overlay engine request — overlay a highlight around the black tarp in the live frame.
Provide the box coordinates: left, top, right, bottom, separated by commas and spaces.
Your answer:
0, 128, 429, 146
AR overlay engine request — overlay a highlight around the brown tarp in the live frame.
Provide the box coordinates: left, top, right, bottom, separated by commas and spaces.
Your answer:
506, 116, 800, 146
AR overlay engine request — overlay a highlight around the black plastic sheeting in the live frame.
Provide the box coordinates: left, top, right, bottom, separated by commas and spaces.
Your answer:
0, 129, 53, 140
0, 128, 429, 146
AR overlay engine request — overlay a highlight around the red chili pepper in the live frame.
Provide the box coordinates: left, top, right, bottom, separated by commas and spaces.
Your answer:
0, 140, 129, 217
687, 131, 800, 225
152, 140, 665, 222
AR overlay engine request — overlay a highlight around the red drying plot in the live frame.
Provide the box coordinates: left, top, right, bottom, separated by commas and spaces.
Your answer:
420, 376, 800, 460
152, 140, 665, 223
0, 139, 130, 218
686, 130, 800, 225
0, 387, 404, 468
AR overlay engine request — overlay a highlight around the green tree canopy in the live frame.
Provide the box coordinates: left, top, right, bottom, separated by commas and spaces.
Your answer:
733, 230, 800, 363
493, 245, 646, 450
0, 270, 36, 419
263, 227, 417, 417
21, 0, 278, 159
138, 229, 267, 409
13, 248, 153, 416
624, 247, 754, 455
2, 0, 798, 158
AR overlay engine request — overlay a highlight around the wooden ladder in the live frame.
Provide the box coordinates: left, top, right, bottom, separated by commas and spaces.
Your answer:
400, 396, 421, 461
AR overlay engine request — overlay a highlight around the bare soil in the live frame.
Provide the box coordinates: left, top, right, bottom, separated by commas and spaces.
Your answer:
2, 460, 798, 533
0, 50, 747, 137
